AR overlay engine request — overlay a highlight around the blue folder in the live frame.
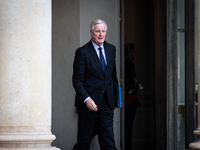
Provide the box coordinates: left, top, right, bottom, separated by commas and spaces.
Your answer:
118, 86, 122, 108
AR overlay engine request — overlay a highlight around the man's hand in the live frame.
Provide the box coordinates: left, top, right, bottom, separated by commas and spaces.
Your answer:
85, 98, 98, 111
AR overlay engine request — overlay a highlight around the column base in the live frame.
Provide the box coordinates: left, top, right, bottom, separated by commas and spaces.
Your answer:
189, 129, 200, 149
190, 141, 200, 149
0, 148, 59, 150
0, 133, 59, 150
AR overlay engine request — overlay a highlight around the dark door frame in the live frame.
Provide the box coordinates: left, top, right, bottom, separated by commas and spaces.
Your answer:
165, 0, 196, 149
185, 0, 196, 148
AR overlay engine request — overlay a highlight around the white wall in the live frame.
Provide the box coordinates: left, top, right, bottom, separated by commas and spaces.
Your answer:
52, 0, 80, 149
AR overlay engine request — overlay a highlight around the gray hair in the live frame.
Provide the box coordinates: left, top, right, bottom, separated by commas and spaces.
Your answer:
90, 19, 108, 31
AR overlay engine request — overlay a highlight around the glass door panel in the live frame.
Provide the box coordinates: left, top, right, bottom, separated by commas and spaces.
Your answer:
177, 0, 185, 149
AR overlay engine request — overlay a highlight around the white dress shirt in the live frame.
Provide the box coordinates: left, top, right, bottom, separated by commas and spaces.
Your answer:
91, 40, 107, 65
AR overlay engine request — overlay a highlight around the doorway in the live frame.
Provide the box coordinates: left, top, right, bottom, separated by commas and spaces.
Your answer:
123, 0, 156, 149
122, 0, 198, 150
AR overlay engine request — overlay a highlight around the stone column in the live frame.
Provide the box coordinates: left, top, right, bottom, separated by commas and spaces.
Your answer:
0, 1, 59, 149
189, 1, 200, 149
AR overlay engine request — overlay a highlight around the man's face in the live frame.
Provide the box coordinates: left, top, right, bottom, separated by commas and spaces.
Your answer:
90, 23, 107, 46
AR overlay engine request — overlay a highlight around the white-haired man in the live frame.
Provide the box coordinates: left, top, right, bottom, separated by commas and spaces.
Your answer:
72, 19, 118, 150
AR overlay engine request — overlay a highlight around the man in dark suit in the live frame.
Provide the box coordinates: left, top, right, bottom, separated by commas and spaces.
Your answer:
72, 19, 118, 150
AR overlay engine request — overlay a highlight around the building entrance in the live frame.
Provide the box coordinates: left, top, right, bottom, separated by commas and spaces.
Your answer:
123, 0, 156, 149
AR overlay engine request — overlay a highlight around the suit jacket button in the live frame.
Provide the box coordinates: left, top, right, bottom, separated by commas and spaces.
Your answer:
102, 91, 104, 93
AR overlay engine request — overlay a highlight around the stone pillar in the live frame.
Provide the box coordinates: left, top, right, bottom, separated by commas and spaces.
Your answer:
189, 1, 200, 149
0, 1, 59, 149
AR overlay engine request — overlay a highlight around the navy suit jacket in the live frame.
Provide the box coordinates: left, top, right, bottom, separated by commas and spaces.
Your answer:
72, 40, 118, 111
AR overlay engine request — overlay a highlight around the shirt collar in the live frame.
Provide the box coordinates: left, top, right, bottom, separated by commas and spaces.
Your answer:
91, 40, 103, 50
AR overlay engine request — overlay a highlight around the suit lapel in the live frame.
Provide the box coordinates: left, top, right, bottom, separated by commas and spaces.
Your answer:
104, 42, 111, 74
89, 41, 105, 75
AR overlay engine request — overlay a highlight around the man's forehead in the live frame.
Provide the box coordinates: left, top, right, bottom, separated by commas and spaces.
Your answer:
94, 23, 106, 27
94, 29, 106, 31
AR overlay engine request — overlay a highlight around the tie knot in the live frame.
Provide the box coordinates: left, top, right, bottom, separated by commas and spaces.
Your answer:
98, 47, 102, 51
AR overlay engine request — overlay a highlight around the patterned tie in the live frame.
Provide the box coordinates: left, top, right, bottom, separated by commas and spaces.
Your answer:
98, 47, 106, 74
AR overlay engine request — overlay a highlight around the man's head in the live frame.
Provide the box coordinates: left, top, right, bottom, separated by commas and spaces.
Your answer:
90, 19, 107, 46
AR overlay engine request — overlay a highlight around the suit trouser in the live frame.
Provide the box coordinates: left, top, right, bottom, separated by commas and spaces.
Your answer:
73, 92, 117, 150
